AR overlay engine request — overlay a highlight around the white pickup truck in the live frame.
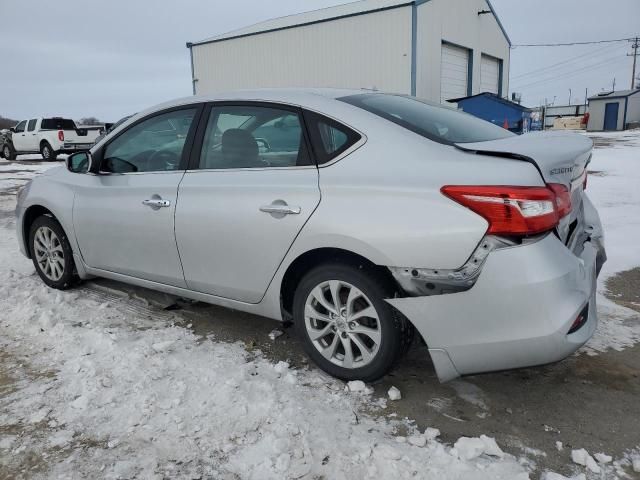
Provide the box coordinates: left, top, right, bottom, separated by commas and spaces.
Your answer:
1, 117, 103, 161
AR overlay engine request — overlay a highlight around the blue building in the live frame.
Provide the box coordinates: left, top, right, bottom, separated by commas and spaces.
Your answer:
447, 92, 534, 134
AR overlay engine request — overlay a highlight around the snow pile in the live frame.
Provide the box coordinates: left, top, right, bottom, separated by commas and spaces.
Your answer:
0, 228, 530, 478
387, 385, 402, 400
453, 435, 505, 461
571, 448, 600, 473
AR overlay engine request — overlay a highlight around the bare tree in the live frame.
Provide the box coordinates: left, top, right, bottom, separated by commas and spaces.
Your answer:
78, 117, 101, 125
0, 116, 18, 130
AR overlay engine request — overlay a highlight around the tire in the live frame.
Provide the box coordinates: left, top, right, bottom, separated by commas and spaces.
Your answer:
29, 215, 77, 290
2, 144, 16, 161
293, 263, 413, 382
40, 142, 57, 161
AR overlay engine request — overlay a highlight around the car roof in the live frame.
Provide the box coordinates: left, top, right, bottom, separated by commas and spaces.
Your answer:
142, 88, 373, 114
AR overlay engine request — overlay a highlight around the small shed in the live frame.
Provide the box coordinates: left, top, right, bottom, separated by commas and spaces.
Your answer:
586, 89, 640, 131
447, 92, 533, 134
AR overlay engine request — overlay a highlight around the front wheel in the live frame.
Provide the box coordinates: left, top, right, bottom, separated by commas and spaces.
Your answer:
29, 215, 76, 289
40, 142, 57, 161
293, 263, 412, 382
2, 144, 16, 160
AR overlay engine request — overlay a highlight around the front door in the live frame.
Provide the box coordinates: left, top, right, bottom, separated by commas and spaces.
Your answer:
175, 103, 321, 303
11, 121, 28, 152
73, 107, 200, 287
603, 102, 619, 131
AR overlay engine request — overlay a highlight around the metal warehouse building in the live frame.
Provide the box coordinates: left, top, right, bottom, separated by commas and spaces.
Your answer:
186, 0, 511, 104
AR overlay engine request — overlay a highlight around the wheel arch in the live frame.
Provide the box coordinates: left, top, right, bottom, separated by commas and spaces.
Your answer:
279, 247, 402, 320
22, 205, 56, 258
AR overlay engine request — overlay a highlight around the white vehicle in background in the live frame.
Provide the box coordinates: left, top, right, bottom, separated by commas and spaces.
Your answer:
1, 117, 103, 161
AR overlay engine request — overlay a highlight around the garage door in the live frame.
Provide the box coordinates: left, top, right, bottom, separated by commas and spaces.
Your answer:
440, 43, 469, 104
480, 54, 500, 94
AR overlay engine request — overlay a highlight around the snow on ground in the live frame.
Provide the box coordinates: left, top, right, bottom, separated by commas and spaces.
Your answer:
579, 130, 640, 355
1, 132, 639, 479
0, 192, 528, 478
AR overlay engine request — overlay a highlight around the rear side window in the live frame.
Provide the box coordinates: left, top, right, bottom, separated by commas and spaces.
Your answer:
27, 119, 37, 131
304, 111, 361, 165
41, 118, 76, 130
339, 93, 514, 145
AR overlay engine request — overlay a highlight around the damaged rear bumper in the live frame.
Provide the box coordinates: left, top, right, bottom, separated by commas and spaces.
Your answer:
387, 230, 604, 382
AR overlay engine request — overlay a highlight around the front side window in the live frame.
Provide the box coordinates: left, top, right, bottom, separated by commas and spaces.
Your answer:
14, 121, 26, 133
27, 119, 37, 132
199, 105, 310, 169
102, 108, 196, 173
340, 93, 514, 145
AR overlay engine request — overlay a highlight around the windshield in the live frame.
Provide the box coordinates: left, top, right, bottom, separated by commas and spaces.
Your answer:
339, 93, 515, 145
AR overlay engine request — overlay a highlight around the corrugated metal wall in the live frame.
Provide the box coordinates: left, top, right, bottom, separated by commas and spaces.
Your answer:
416, 0, 510, 103
192, 6, 413, 95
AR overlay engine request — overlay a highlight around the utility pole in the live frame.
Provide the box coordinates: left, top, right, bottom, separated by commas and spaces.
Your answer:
612, 77, 616, 92
629, 37, 639, 89
568, 88, 572, 105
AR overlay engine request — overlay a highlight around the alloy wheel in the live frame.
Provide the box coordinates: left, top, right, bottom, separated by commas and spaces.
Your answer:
304, 280, 381, 369
33, 226, 65, 281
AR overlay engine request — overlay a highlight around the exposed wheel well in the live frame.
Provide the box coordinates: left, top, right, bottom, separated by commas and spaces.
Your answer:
40, 140, 51, 150
22, 205, 55, 258
279, 247, 402, 320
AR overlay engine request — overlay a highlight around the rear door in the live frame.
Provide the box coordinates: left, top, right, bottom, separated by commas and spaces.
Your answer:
175, 102, 320, 303
25, 119, 39, 151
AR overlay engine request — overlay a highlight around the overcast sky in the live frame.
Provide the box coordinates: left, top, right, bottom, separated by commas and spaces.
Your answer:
1, 0, 638, 121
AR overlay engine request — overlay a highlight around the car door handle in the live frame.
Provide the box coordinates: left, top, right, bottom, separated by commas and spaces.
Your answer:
142, 198, 171, 208
260, 203, 301, 215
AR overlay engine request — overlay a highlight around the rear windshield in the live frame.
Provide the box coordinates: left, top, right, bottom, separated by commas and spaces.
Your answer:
41, 118, 77, 130
339, 93, 514, 145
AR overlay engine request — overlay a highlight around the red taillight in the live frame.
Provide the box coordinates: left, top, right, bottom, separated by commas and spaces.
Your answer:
58, 130, 64, 141
547, 183, 572, 218
441, 185, 560, 236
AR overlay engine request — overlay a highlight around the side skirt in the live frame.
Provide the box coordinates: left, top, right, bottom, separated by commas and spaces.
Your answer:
81, 263, 283, 321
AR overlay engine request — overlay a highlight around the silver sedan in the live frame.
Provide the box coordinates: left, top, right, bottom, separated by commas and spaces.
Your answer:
16, 89, 606, 382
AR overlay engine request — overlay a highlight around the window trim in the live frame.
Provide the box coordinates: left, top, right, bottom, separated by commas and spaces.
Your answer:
91, 104, 205, 175
187, 101, 317, 172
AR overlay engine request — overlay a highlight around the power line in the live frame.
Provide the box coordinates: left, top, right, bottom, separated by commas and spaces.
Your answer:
510, 43, 621, 81
512, 37, 634, 48
512, 55, 627, 90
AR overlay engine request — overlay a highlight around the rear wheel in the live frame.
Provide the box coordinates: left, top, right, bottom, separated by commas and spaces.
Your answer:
40, 142, 57, 161
29, 215, 76, 289
293, 263, 412, 382
2, 144, 16, 160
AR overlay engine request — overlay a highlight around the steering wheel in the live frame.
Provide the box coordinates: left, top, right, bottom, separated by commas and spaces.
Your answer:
148, 150, 180, 171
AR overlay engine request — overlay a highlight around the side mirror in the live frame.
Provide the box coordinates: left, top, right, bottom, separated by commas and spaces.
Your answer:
66, 151, 91, 174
